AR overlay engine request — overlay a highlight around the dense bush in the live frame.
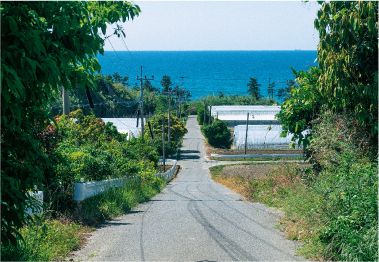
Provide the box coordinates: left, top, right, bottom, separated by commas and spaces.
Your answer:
201, 119, 232, 149
196, 103, 211, 125
144, 113, 187, 156
43, 109, 159, 214
306, 109, 378, 170
313, 154, 377, 261
149, 137, 177, 156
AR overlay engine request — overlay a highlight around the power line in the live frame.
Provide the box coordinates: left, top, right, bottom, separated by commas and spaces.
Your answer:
89, 88, 141, 132
119, 35, 140, 69
103, 51, 131, 77
51, 81, 142, 110
107, 37, 138, 76
97, 80, 142, 108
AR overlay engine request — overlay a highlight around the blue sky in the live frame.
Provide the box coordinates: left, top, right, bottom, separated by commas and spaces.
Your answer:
104, 1, 321, 51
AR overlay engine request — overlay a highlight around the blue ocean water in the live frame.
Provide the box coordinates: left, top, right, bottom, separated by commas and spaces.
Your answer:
96, 51, 317, 101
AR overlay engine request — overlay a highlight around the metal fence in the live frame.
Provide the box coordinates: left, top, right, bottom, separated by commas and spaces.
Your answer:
72, 159, 177, 201
24, 159, 178, 215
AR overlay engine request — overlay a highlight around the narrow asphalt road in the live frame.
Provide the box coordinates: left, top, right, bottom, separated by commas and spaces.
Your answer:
71, 116, 305, 261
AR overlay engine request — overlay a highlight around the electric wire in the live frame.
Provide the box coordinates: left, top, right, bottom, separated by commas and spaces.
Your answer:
118, 34, 140, 69
107, 37, 137, 76
97, 80, 142, 107
90, 87, 141, 132
103, 51, 131, 77
51, 82, 142, 110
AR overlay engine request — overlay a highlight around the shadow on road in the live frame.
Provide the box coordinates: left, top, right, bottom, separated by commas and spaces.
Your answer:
180, 155, 201, 160
181, 150, 200, 154
180, 149, 201, 160
99, 222, 132, 228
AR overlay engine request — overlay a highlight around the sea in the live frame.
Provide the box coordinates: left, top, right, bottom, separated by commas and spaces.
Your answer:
96, 50, 318, 101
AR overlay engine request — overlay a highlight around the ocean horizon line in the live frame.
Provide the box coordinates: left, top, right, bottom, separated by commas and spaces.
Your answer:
102, 49, 317, 52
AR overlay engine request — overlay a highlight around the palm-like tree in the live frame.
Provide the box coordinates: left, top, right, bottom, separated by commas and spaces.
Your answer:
247, 77, 262, 100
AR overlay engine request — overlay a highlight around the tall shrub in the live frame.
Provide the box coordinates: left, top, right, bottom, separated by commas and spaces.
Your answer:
196, 103, 211, 125
201, 119, 232, 149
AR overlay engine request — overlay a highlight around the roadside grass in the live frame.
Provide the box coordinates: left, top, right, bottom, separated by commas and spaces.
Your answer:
1, 177, 167, 261
74, 176, 166, 227
210, 159, 378, 261
0, 215, 91, 261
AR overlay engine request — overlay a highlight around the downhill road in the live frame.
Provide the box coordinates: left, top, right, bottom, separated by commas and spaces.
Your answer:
71, 116, 305, 261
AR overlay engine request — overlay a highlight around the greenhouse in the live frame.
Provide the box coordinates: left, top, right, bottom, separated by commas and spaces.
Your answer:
233, 125, 307, 149
211, 105, 281, 117
210, 105, 281, 126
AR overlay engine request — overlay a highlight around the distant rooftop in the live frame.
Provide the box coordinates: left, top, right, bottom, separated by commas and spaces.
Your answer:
217, 115, 276, 121
101, 118, 141, 139
210, 105, 281, 122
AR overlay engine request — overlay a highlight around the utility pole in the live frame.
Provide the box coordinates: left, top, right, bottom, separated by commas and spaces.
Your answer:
203, 100, 207, 125
175, 92, 179, 117
179, 77, 183, 119
209, 106, 212, 125
179, 76, 189, 120
63, 87, 70, 115
245, 113, 249, 155
168, 91, 171, 145
137, 66, 154, 138
268, 77, 271, 99
162, 116, 165, 172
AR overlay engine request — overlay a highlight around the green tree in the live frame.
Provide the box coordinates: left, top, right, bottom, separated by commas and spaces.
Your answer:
143, 79, 159, 94
247, 77, 262, 100
276, 87, 286, 102
267, 79, 275, 99
277, 1, 378, 153
112, 72, 122, 83
160, 75, 173, 95
315, 1, 378, 135
276, 66, 324, 149
1, 1, 140, 245
110, 72, 129, 86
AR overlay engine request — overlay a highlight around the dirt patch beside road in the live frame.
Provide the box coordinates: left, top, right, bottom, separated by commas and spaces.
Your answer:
211, 162, 311, 203
220, 164, 283, 179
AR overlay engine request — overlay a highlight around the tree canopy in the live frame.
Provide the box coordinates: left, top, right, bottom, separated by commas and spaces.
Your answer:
160, 75, 174, 94
1, 1, 140, 245
277, 1, 378, 150
315, 1, 378, 134
247, 77, 262, 100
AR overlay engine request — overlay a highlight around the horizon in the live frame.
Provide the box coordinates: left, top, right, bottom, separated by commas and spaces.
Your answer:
101, 49, 317, 52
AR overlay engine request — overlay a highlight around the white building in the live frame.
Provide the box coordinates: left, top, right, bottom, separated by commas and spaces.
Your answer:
101, 118, 141, 140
